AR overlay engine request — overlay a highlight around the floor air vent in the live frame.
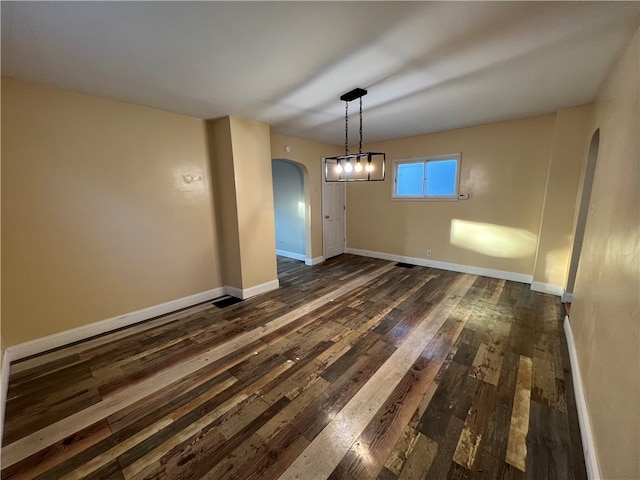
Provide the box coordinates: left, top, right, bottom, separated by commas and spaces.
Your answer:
212, 296, 243, 308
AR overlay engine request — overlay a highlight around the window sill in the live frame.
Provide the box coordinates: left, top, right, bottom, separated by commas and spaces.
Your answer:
391, 196, 459, 202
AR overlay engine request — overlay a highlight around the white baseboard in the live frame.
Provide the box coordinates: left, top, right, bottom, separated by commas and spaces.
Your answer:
562, 292, 574, 303
5, 287, 226, 362
226, 279, 280, 300
276, 250, 324, 266
531, 281, 565, 297
276, 249, 306, 261
305, 256, 325, 266
564, 315, 601, 480
346, 248, 533, 284
4, 277, 283, 364
0, 350, 11, 448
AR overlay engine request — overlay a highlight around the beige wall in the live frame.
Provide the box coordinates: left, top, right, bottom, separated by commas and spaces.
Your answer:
271, 134, 342, 261
347, 115, 557, 276
533, 105, 593, 288
570, 29, 639, 480
1, 75, 3, 358
208, 117, 242, 288
210, 116, 278, 290
229, 117, 278, 289
1, 78, 223, 346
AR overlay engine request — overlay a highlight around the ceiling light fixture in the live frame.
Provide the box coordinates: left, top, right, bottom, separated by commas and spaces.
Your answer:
324, 88, 385, 182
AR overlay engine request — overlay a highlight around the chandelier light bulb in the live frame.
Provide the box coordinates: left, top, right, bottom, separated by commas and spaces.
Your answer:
344, 160, 353, 173
335, 162, 343, 174
365, 162, 374, 172
355, 160, 363, 172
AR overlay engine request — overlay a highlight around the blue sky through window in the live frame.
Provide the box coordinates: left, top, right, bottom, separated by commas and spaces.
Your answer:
425, 160, 457, 196
397, 162, 424, 196
394, 155, 459, 198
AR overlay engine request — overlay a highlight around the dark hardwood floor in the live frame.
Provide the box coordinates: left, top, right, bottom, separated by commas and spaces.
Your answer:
1, 254, 586, 479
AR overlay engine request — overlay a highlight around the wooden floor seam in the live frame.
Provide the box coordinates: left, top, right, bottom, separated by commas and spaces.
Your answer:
1, 255, 587, 480
2, 262, 396, 468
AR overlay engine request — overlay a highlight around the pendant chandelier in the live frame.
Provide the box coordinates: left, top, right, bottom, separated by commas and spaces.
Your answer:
324, 88, 385, 182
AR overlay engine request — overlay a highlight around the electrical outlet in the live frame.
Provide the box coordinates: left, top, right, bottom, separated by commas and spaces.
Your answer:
426, 250, 432, 257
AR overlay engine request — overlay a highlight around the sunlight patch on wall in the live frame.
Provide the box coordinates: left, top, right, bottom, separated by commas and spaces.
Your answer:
450, 219, 537, 258
544, 245, 571, 285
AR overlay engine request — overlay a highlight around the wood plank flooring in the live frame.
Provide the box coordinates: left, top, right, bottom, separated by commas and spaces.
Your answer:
1, 255, 586, 479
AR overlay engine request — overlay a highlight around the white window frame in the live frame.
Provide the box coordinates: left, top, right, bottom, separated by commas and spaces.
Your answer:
392, 153, 461, 201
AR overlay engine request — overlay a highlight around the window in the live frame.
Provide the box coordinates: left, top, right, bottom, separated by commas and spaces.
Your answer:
393, 153, 460, 200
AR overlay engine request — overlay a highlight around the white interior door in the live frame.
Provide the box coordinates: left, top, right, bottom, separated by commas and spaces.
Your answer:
323, 180, 345, 259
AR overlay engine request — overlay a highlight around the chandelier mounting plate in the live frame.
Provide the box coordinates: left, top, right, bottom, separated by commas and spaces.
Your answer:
340, 88, 367, 102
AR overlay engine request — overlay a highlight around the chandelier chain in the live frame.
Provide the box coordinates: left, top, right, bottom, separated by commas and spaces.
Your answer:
359, 97, 363, 154
344, 101, 349, 155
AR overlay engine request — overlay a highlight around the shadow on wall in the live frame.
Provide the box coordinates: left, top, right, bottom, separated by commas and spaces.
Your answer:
450, 219, 537, 258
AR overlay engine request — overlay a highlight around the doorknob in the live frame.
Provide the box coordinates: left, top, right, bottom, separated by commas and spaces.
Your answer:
325, 215, 330, 219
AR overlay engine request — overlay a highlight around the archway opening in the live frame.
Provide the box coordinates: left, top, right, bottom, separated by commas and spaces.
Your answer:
565, 129, 600, 300
271, 159, 311, 266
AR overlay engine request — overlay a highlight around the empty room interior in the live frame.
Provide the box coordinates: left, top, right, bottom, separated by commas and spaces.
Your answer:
1, 2, 638, 479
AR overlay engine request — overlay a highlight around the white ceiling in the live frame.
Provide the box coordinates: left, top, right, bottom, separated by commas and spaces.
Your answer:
2, 1, 638, 145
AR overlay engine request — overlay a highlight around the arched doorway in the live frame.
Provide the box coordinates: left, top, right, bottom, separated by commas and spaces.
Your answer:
565, 129, 600, 301
271, 159, 311, 264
